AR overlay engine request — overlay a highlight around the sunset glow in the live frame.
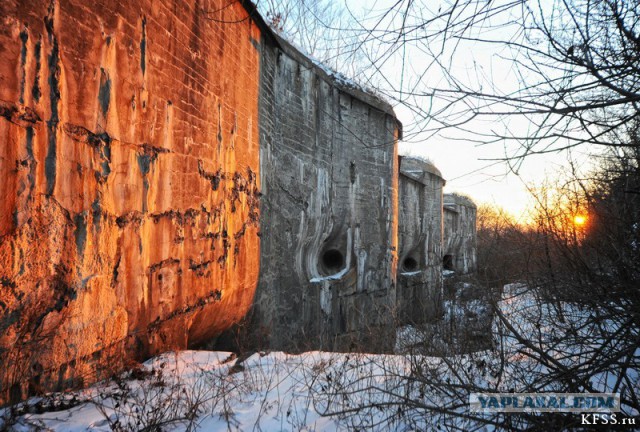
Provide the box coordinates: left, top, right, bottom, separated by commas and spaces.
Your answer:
573, 215, 587, 226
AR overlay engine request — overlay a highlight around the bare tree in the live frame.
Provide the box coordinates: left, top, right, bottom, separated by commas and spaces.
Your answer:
262, 0, 639, 160
475, 204, 532, 288
427, 0, 637, 158
257, 0, 368, 76
242, 1, 640, 429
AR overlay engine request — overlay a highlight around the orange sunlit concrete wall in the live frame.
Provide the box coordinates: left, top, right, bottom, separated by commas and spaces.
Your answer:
0, 0, 261, 403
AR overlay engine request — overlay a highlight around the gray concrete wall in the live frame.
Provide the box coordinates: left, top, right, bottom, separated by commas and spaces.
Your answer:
443, 194, 477, 274
251, 35, 400, 352
396, 157, 445, 324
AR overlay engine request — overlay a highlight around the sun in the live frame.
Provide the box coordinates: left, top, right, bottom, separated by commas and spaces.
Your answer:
573, 215, 587, 226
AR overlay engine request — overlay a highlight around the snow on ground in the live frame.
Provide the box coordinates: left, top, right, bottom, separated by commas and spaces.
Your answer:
496, 283, 640, 399
3, 284, 638, 431
2, 351, 447, 431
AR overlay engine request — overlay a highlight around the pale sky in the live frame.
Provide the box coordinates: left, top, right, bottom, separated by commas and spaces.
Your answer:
395, 107, 595, 222
260, 0, 600, 220
337, 0, 597, 221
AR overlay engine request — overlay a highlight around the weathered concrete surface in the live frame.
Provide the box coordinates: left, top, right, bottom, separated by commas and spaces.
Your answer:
443, 194, 477, 274
251, 35, 400, 352
0, 0, 261, 404
396, 157, 445, 324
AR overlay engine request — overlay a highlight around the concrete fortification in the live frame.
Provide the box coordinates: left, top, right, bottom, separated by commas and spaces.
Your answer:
0, 0, 476, 404
252, 34, 400, 352
444, 194, 477, 274
396, 157, 445, 325
0, 0, 261, 404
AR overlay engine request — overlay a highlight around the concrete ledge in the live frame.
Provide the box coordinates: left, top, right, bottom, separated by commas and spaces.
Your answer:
270, 33, 403, 139
444, 193, 477, 209
399, 156, 444, 186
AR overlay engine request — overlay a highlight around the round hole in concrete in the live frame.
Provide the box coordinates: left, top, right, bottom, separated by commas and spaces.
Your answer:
402, 257, 418, 272
322, 249, 344, 272
443, 254, 454, 270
